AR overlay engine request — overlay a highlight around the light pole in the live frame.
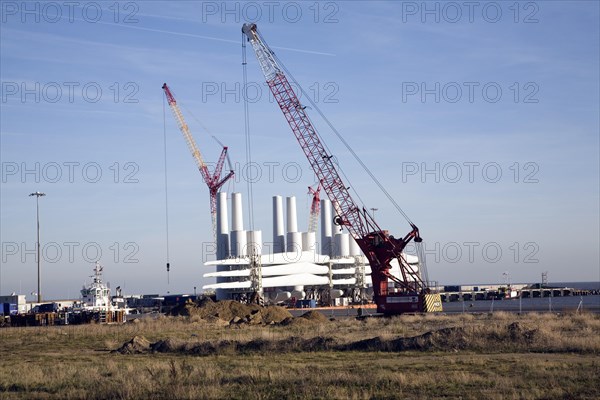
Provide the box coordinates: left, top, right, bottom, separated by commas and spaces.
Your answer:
29, 191, 45, 303
370, 208, 378, 220
502, 271, 510, 285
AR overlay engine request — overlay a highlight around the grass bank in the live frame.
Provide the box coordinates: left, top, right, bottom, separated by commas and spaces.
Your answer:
0, 311, 598, 399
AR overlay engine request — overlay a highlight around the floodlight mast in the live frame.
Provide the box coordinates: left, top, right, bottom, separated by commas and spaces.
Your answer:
29, 191, 46, 303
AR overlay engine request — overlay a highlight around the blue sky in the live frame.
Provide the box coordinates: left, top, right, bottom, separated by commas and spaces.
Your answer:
1, 1, 598, 299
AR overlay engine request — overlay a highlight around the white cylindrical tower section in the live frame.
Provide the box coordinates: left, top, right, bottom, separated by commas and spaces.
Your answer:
349, 236, 361, 256
302, 231, 316, 252
216, 192, 230, 260
231, 192, 244, 232
231, 230, 247, 257
320, 199, 332, 256
215, 192, 230, 301
286, 196, 298, 234
321, 199, 332, 237
247, 230, 263, 256
286, 232, 303, 253
272, 196, 285, 253
335, 233, 350, 257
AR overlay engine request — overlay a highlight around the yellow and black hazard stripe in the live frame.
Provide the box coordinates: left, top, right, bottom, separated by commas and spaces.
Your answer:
423, 293, 443, 312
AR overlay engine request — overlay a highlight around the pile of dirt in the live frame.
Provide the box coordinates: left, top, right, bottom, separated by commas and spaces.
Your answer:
398, 327, 468, 351
342, 327, 468, 352
143, 336, 337, 356
279, 310, 329, 326
171, 298, 293, 325
260, 305, 295, 323
113, 335, 150, 354
115, 328, 468, 356
151, 338, 186, 353
299, 310, 329, 322
344, 336, 396, 352
113, 327, 467, 356
113, 323, 546, 356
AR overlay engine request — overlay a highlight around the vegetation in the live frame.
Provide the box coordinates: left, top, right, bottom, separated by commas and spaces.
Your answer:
0, 311, 599, 399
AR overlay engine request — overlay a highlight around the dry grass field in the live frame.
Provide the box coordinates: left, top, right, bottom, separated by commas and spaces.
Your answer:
0, 309, 599, 399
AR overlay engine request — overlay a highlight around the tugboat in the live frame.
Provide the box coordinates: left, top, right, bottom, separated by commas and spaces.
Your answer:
80, 262, 113, 311
76, 262, 128, 323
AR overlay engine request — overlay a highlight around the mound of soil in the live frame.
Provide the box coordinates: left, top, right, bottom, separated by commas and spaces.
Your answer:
261, 306, 294, 323
113, 323, 545, 356
171, 336, 337, 355
151, 338, 185, 353
399, 327, 468, 351
278, 311, 328, 326
299, 310, 328, 322
345, 336, 394, 352
113, 335, 150, 354
344, 327, 468, 352
171, 299, 292, 325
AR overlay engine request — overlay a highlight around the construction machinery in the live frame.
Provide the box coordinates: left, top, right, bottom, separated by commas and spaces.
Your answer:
307, 182, 321, 233
162, 83, 234, 238
242, 24, 442, 314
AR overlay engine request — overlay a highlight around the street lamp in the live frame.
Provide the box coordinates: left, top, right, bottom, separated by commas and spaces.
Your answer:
370, 208, 378, 220
502, 272, 512, 287
29, 191, 45, 303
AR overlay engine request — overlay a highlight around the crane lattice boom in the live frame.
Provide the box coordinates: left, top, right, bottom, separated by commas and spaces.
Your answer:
162, 83, 234, 238
242, 24, 436, 314
308, 182, 321, 233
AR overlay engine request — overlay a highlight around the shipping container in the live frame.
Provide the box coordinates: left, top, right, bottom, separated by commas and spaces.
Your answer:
1, 303, 18, 316
37, 303, 59, 313
296, 299, 316, 308
444, 285, 461, 292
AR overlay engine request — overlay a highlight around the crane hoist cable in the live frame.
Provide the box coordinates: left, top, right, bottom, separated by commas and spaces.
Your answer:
162, 93, 171, 285
241, 32, 256, 231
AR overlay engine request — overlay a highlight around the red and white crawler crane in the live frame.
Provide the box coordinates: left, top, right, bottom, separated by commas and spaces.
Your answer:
242, 24, 442, 314
162, 83, 234, 239
308, 181, 322, 233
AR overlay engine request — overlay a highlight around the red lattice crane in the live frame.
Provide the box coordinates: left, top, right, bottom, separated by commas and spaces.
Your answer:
308, 182, 321, 233
242, 24, 441, 314
162, 83, 234, 238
